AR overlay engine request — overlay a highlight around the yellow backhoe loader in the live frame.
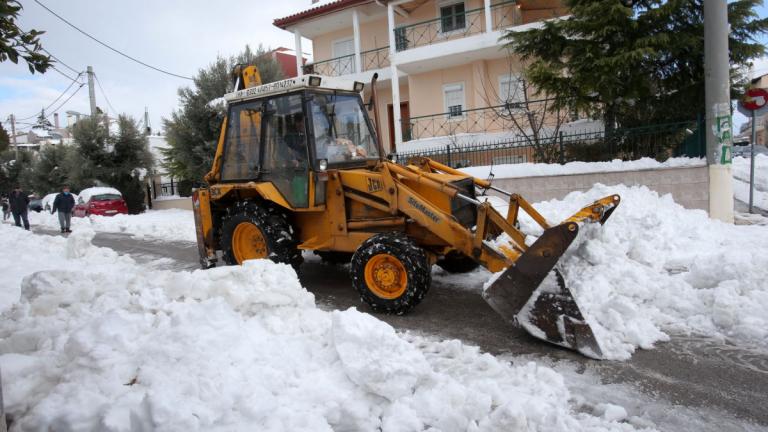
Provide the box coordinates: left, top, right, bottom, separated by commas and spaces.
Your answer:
192, 66, 620, 358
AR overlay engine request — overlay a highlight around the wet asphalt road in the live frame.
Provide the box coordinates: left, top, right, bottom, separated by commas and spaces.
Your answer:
37, 229, 768, 430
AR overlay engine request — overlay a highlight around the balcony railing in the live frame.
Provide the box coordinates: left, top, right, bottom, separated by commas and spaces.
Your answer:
303, 46, 390, 77
394, 1, 519, 52
408, 100, 546, 140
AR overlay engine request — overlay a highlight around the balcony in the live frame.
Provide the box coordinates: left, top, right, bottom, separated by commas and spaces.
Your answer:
394, 1, 520, 52
303, 46, 390, 77
408, 100, 546, 141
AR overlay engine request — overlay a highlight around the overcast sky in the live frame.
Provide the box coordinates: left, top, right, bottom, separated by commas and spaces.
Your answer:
0, 0, 313, 133
1, 0, 766, 135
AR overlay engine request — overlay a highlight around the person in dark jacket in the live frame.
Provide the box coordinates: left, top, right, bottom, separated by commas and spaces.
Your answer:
52, 185, 76, 233
9, 185, 30, 230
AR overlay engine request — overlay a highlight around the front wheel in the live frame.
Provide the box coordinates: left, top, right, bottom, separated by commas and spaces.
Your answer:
350, 233, 431, 315
220, 202, 302, 270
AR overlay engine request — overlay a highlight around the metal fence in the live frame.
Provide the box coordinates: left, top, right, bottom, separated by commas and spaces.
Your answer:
394, 1, 519, 52
154, 181, 178, 198
303, 46, 390, 77
395, 120, 705, 168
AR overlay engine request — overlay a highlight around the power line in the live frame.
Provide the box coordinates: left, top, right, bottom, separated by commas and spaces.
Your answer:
40, 47, 81, 76
48, 83, 86, 116
93, 73, 118, 115
50, 64, 80, 83
14, 72, 84, 121
32, 0, 193, 80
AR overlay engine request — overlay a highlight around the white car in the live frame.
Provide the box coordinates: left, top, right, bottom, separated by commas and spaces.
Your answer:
42, 192, 79, 213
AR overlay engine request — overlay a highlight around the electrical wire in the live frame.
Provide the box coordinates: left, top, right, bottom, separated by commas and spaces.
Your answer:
14, 72, 84, 121
47, 83, 85, 116
40, 47, 81, 76
32, 0, 193, 80
93, 73, 118, 115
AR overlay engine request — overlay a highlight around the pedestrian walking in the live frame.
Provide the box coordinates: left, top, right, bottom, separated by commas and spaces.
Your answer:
51, 185, 75, 234
8, 185, 29, 230
1, 197, 9, 222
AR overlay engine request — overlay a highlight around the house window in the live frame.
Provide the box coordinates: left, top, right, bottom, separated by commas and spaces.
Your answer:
499, 75, 526, 105
332, 38, 355, 75
440, 2, 466, 33
444, 83, 465, 118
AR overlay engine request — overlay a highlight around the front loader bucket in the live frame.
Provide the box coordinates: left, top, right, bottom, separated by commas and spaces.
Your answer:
482, 195, 620, 359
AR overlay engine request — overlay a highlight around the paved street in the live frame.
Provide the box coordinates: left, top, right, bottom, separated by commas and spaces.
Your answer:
36, 229, 768, 431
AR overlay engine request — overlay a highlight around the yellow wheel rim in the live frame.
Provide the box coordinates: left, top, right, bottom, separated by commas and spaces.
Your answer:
232, 222, 268, 264
364, 254, 407, 299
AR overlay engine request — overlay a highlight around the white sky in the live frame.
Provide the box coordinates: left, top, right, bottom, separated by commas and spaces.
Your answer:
0, 0, 315, 133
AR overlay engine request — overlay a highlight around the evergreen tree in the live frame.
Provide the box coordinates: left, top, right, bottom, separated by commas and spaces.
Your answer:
30, 144, 73, 194
0, 149, 34, 194
504, 0, 768, 128
162, 45, 284, 182
34, 109, 54, 131
0, 122, 9, 153
68, 115, 152, 213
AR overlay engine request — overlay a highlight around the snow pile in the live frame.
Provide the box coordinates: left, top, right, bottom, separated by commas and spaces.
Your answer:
461, 157, 704, 180
29, 209, 196, 243
732, 155, 768, 210
0, 225, 648, 431
504, 184, 768, 360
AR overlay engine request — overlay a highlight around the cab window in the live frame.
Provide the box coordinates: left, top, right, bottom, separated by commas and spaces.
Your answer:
221, 100, 262, 181
310, 93, 379, 166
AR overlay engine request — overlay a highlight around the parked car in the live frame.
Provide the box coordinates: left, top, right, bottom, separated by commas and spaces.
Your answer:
73, 187, 128, 217
732, 143, 768, 158
28, 199, 43, 213
42, 192, 79, 212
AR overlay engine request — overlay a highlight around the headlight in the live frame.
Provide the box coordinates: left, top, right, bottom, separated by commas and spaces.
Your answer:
318, 159, 328, 171
354, 81, 365, 92
308, 76, 322, 87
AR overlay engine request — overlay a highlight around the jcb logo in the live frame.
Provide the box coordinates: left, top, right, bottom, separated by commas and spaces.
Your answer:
367, 178, 383, 193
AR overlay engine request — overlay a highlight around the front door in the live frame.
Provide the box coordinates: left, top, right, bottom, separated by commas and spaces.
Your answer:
387, 102, 410, 153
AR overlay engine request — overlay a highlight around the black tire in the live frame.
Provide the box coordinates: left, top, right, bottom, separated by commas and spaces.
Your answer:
350, 233, 431, 315
436, 250, 480, 273
315, 251, 353, 265
220, 201, 302, 270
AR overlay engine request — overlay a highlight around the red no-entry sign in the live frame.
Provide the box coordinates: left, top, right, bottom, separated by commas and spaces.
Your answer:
741, 88, 768, 111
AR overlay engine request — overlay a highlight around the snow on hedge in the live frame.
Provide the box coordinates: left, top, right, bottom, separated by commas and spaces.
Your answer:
460, 157, 704, 180
502, 184, 768, 360
0, 225, 647, 431
29, 209, 197, 243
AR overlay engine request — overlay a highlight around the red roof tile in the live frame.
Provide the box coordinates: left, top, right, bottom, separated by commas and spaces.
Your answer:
273, 0, 369, 29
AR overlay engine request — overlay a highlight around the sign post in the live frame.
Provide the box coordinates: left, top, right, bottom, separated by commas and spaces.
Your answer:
737, 87, 768, 214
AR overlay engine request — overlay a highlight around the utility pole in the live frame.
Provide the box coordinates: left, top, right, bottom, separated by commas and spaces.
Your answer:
704, 0, 734, 222
144, 107, 151, 135
9, 114, 17, 160
87, 66, 97, 117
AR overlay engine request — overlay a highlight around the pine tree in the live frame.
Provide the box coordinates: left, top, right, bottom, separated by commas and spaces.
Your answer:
35, 109, 54, 131
30, 144, 73, 194
504, 0, 768, 128
161, 45, 285, 182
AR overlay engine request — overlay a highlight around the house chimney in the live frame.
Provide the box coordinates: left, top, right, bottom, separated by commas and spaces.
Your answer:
54, 113, 60, 129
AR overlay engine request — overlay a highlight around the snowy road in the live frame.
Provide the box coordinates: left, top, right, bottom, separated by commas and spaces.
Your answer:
36, 228, 768, 430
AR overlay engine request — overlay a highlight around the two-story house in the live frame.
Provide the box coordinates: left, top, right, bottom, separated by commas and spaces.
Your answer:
274, 0, 569, 155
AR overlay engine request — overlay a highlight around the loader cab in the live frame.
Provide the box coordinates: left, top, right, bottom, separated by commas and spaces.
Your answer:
218, 75, 379, 209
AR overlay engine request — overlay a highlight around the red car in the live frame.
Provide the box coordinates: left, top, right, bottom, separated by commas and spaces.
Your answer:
74, 187, 129, 217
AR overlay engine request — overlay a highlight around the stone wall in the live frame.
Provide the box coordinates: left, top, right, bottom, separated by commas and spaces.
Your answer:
487, 165, 709, 211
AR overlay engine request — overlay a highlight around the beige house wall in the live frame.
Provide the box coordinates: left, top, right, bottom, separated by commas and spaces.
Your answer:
312, 17, 390, 62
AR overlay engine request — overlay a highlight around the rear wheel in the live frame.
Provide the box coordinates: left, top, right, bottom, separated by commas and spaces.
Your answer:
350, 233, 431, 315
436, 250, 480, 273
220, 202, 302, 270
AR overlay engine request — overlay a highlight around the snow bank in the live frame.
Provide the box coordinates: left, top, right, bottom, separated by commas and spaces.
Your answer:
461, 157, 704, 180
29, 209, 196, 243
501, 184, 768, 360
0, 224, 647, 431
